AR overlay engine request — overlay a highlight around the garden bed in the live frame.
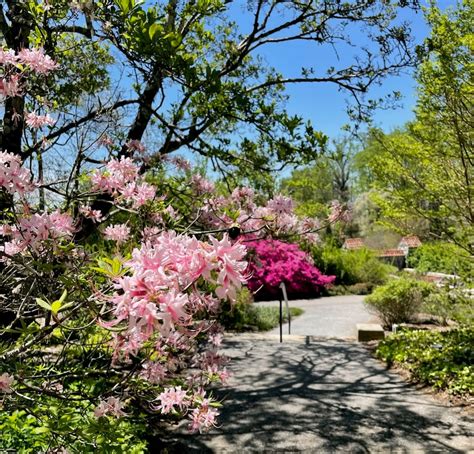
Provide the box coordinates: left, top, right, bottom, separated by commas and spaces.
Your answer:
375, 327, 473, 404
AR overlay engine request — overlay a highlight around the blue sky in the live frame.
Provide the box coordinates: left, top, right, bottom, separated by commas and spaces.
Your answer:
226, 0, 456, 139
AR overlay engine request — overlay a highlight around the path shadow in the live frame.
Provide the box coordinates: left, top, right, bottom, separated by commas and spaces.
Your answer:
165, 337, 473, 452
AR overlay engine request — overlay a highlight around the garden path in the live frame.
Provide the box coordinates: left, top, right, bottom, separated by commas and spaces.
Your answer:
260, 294, 378, 338
168, 334, 473, 452
163, 296, 473, 452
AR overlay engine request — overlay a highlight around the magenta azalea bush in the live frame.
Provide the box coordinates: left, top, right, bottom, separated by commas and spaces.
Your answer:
246, 239, 335, 300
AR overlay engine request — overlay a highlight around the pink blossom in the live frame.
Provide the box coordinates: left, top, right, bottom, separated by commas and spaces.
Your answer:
100, 232, 247, 355
123, 182, 156, 208
246, 239, 335, 299
0, 151, 35, 195
0, 75, 22, 98
191, 174, 215, 195
209, 333, 223, 347
79, 205, 103, 223
104, 224, 130, 243
92, 157, 139, 193
25, 112, 56, 129
188, 399, 219, 433
97, 135, 114, 148
170, 156, 191, 171
210, 234, 248, 301
126, 139, 146, 154
140, 361, 166, 384
0, 48, 18, 65
156, 386, 189, 414
266, 194, 294, 214
94, 396, 126, 418
0, 210, 74, 255
17, 48, 58, 74
328, 200, 351, 223
0, 373, 14, 393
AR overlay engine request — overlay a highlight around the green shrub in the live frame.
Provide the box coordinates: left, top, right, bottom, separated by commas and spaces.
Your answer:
364, 278, 435, 328
376, 327, 474, 395
423, 287, 474, 326
219, 288, 303, 331
311, 244, 395, 287
407, 242, 472, 278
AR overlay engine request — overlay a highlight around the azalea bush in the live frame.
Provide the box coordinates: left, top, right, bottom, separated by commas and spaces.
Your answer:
246, 239, 335, 300
0, 38, 349, 450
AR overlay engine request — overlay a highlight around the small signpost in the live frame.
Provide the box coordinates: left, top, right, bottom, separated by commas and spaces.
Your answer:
279, 282, 291, 343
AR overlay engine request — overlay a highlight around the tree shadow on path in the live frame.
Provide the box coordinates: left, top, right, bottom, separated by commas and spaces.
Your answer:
165, 336, 473, 453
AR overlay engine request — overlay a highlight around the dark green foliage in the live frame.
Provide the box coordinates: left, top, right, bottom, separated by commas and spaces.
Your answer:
407, 242, 473, 279
376, 327, 474, 395
365, 278, 435, 328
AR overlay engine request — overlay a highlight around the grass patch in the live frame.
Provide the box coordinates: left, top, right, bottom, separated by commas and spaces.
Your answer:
376, 327, 473, 396
222, 304, 303, 332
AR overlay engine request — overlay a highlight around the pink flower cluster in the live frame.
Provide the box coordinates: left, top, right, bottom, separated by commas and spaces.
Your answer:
1, 47, 58, 98
104, 223, 130, 243
0, 151, 35, 196
328, 200, 352, 223
0, 373, 14, 393
191, 174, 215, 195
91, 157, 156, 208
196, 188, 321, 243
0, 210, 75, 256
102, 232, 247, 357
94, 396, 126, 418
25, 112, 56, 129
246, 239, 335, 300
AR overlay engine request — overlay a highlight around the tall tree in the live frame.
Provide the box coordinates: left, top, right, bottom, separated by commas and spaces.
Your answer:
355, 0, 473, 252
1, 0, 419, 231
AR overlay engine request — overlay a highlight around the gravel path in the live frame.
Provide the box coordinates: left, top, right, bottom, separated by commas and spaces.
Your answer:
171, 334, 473, 453
258, 294, 380, 338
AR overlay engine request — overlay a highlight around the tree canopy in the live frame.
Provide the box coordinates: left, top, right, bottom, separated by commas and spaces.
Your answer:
355, 1, 473, 253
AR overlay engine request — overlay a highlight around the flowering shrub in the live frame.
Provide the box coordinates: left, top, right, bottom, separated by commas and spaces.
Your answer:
0, 43, 344, 450
246, 239, 335, 300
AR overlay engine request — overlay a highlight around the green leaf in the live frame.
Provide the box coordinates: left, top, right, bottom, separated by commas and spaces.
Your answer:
36, 298, 51, 311
51, 300, 62, 315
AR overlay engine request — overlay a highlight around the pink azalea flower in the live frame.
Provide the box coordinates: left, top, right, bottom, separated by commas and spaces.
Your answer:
171, 156, 191, 171
156, 386, 189, 414
140, 361, 166, 384
266, 194, 294, 214
104, 224, 130, 243
191, 174, 215, 195
0, 75, 23, 98
0, 151, 35, 195
0, 373, 14, 393
126, 139, 146, 154
188, 399, 219, 433
79, 205, 103, 223
0, 48, 18, 65
17, 48, 58, 74
25, 112, 56, 129
97, 134, 114, 148
94, 396, 126, 418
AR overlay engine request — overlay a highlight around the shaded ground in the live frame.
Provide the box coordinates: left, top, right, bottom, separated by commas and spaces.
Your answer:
259, 294, 379, 338
169, 335, 473, 453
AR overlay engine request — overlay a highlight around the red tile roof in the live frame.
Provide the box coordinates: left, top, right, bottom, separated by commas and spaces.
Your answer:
399, 236, 422, 248
343, 238, 365, 249
377, 249, 406, 257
